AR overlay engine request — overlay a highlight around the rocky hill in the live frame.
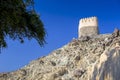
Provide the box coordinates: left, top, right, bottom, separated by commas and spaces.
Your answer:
0, 29, 120, 80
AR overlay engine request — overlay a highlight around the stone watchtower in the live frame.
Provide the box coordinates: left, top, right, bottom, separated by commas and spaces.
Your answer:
78, 16, 99, 38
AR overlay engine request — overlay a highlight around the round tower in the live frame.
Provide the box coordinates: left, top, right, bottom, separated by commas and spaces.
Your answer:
78, 16, 99, 38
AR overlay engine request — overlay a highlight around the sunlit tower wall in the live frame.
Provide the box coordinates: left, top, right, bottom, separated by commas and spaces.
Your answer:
78, 16, 99, 38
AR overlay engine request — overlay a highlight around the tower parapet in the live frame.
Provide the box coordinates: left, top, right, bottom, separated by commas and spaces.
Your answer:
78, 16, 99, 37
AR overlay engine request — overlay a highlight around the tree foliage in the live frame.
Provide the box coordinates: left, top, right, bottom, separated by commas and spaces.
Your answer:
0, 0, 46, 49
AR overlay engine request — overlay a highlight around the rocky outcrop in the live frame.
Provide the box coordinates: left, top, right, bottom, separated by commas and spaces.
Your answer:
0, 29, 120, 80
91, 45, 120, 80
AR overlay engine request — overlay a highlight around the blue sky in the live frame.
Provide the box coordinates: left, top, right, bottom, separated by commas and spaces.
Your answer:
0, 0, 120, 72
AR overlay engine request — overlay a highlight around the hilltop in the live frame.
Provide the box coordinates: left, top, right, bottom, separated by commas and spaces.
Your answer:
0, 29, 120, 80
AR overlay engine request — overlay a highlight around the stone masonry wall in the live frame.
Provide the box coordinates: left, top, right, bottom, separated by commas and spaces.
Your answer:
78, 16, 99, 37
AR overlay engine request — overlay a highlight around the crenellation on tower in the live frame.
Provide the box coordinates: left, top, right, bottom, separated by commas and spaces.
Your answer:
78, 16, 99, 37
